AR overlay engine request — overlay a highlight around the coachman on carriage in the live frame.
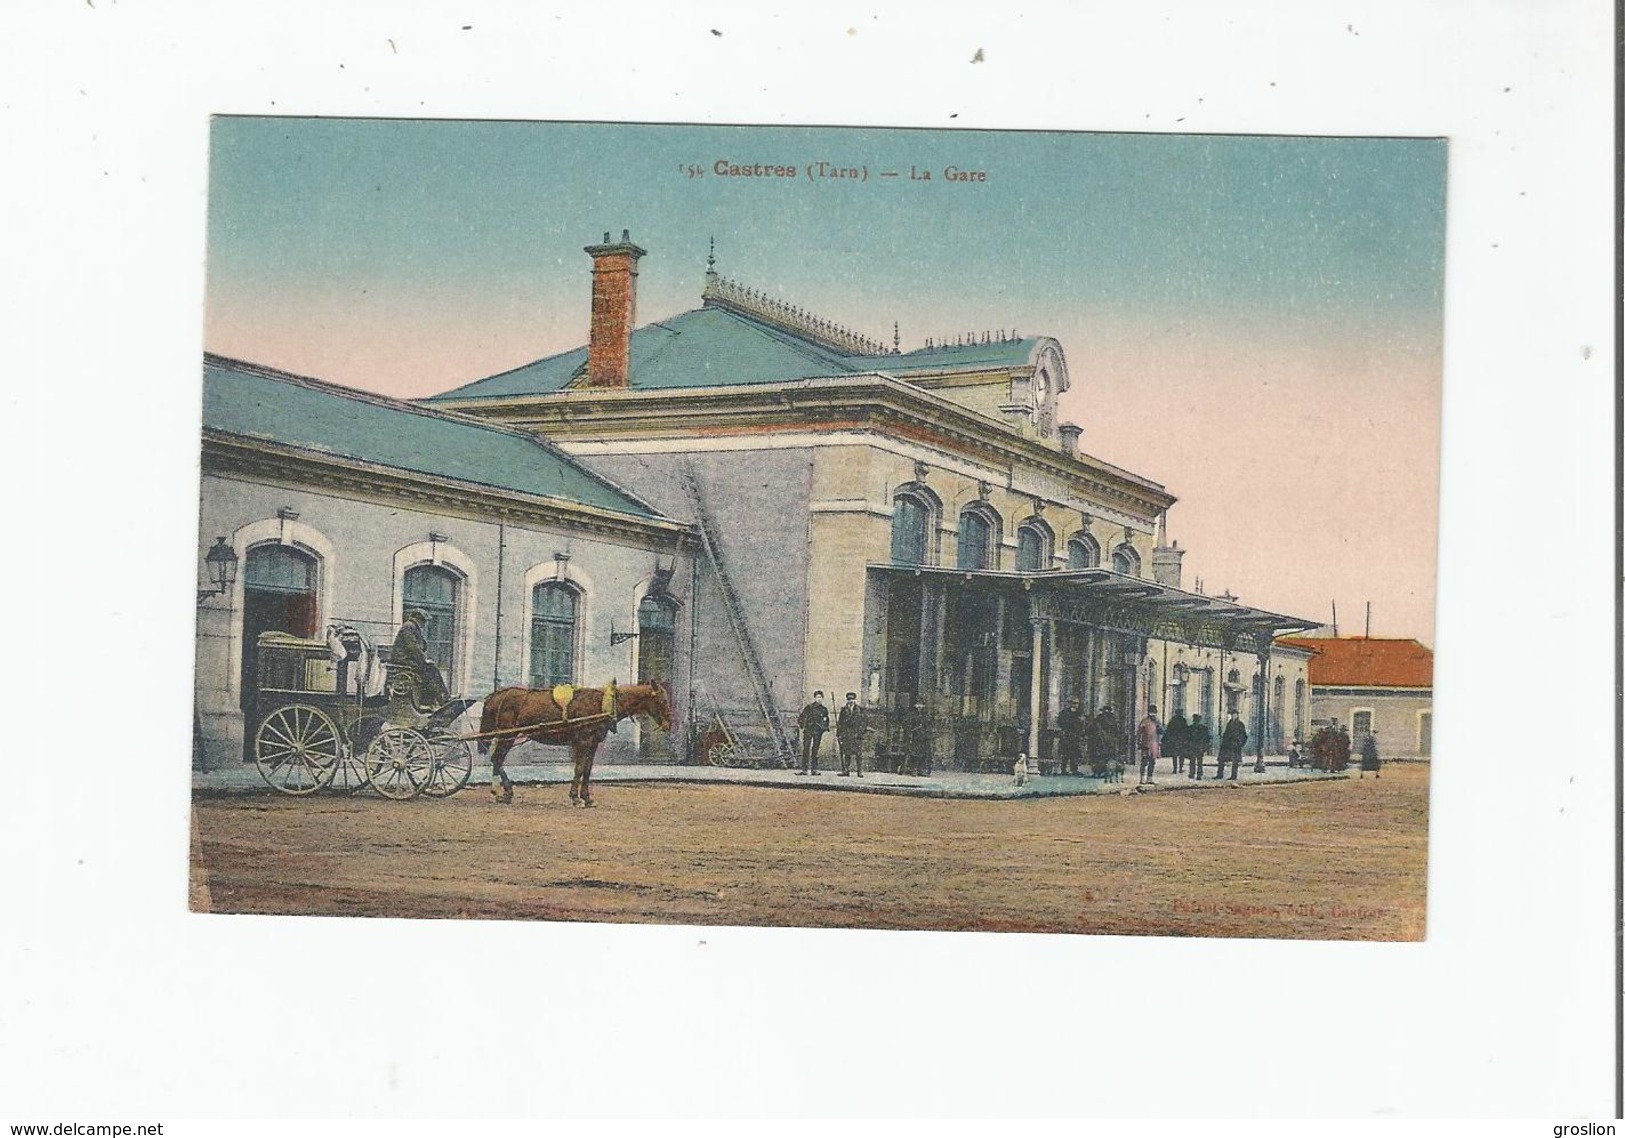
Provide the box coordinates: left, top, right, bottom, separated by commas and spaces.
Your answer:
248, 623, 477, 799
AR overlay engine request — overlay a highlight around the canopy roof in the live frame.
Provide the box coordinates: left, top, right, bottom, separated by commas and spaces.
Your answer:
870, 564, 1319, 653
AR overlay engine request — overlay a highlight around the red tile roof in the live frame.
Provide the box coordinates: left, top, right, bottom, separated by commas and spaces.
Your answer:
1275, 637, 1433, 689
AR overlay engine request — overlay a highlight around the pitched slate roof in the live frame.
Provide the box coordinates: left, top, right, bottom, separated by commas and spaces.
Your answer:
202, 354, 663, 519
1276, 637, 1434, 689
426, 301, 1044, 403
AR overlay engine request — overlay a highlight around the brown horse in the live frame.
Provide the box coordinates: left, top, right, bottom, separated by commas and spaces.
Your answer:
477, 680, 673, 806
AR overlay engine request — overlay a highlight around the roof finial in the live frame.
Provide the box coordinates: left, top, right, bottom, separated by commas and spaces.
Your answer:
893, 321, 900, 353
706, 235, 716, 273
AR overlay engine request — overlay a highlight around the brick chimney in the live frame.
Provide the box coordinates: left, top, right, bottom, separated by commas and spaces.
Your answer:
583, 229, 646, 388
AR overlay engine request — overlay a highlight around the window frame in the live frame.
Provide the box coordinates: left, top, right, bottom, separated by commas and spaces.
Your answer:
401, 562, 464, 681
1066, 532, 1101, 570
890, 484, 940, 567
1111, 542, 1142, 577
529, 579, 583, 689
955, 503, 1001, 571
1015, 518, 1053, 572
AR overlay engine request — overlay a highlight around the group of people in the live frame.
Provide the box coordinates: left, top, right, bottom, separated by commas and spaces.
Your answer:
795, 691, 873, 776
795, 691, 1380, 785
1056, 700, 1252, 784
1299, 721, 1382, 776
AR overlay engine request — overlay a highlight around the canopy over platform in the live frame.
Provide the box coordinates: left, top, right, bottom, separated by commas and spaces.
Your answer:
868, 564, 1319, 655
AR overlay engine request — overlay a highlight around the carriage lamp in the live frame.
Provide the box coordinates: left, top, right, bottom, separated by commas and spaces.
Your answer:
198, 537, 238, 602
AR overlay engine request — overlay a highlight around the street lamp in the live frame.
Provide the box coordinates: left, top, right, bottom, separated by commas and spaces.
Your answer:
198, 537, 238, 603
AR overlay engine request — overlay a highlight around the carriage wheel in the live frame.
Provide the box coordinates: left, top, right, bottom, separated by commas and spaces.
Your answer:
254, 704, 341, 796
702, 741, 744, 770
325, 743, 372, 794
419, 730, 474, 798
330, 716, 385, 793
364, 727, 433, 800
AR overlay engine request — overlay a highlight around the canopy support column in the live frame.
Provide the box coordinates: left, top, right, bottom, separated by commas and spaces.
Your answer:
1028, 617, 1044, 760
1254, 643, 1271, 772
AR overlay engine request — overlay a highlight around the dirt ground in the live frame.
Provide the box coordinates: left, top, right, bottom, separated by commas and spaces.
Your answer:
191, 764, 1428, 940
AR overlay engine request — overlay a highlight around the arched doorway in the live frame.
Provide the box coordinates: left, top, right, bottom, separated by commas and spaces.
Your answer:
240, 543, 319, 754
637, 593, 679, 758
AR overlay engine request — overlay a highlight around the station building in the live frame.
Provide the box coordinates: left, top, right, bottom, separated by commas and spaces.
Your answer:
426, 233, 1318, 768
193, 355, 694, 770
1276, 636, 1434, 760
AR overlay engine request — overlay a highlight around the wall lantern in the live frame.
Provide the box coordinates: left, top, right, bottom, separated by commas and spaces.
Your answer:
198, 537, 238, 603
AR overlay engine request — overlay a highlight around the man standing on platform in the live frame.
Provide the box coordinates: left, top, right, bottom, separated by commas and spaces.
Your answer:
796, 691, 829, 776
1137, 705, 1163, 785
836, 691, 866, 777
1164, 711, 1189, 775
1186, 714, 1210, 779
1219, 709, 1249, 780
1057, 698, 1085, 776
902, 700, 932, 776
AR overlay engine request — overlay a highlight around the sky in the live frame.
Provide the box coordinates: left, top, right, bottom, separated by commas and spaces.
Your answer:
204, 117, 1445, 643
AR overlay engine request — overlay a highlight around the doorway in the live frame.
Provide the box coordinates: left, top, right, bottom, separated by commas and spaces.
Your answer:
637, 594, 678, 758
239, 544, 319, 755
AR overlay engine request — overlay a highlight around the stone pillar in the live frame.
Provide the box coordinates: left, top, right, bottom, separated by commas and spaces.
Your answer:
1028, 617, 1044, 759
1255, 647, 1271, 771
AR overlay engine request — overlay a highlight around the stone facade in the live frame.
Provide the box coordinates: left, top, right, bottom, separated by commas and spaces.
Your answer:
429, 237, 1319, 770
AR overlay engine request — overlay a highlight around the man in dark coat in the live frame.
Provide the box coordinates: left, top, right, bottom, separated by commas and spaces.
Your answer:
1090, 706, 1123, 782
1057, 699, 1085, 775
390, 609, 449, 707
796, 691, 829, 775
1359, 732, 1381, 778
901, 701, 932, 776
1218, 709, 1248, 780
836, 691, 866, 777
1164, 712, 1189, 775
1185, 714, 1210, 779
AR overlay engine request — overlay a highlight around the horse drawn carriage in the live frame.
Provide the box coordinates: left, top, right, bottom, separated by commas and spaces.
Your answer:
251, 627, 676, 807
249, 629, 475, 799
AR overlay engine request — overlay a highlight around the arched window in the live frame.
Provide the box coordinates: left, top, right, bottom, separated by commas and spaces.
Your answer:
891, 491, 933, 566
1171, 663, 1189, 718
1294, 678, 1307, 741
957, 506, 997, 570
1112, 543, 1141, 577
403, 564, 462, 679
1067, 533, 1100, 570
530, 582, 580, 688
1016, 521, 1052, 572
1146, 658, 1159, 713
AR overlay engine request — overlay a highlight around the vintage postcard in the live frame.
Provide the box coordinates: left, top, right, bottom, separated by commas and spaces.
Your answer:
191, 117, 1442, 940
